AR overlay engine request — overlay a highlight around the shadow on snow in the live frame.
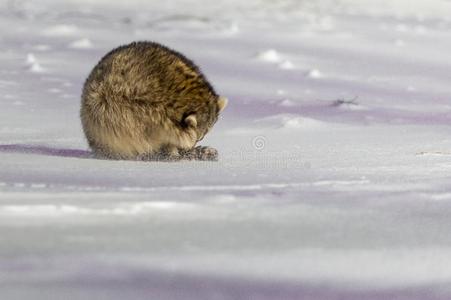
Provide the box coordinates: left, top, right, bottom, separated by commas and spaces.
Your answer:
0, 144, 91, 159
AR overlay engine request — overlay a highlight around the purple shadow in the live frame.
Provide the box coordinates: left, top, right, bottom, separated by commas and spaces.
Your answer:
0, 144, 92, 159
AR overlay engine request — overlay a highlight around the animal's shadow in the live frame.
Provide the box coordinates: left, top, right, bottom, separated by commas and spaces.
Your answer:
0, 144, 92, 159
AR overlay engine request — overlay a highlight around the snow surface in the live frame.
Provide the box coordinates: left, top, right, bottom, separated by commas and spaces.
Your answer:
1, 0, 451, 299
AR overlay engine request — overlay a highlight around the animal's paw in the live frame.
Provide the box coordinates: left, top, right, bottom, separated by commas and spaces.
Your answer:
195, 146, 218, 161
180, 146, 218, 161
139, 145, 183, 161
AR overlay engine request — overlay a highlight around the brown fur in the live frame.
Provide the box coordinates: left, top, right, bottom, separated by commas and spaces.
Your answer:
80, 41, 227, 161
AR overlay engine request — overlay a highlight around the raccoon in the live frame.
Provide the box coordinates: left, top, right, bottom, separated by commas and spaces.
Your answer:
80, 41, 227, 161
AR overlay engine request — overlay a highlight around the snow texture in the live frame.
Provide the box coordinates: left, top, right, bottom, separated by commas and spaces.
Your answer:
1, 0, 451, 299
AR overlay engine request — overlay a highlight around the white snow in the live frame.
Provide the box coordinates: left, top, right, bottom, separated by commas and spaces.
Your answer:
306, 68, 323, 79
42, 24, 80, 37
68, 38, 93, 49
256, 114, 328, 130
25, 53, 45, 73
279, 60, 295, 70
1, 0, 451, 299
256, 49, 282, 63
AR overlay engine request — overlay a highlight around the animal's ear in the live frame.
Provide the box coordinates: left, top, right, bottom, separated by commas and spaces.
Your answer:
184, 114, 197, 128
217, 96, 228, 113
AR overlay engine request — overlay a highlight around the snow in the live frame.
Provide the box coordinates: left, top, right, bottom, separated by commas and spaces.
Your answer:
42, 24, 80, 37
1, 0, 451, 299
279, 60, 295, 70
25, 54, 45, 73
68, 38, 93, 49
306, 69, 323, 79
257, 49, 283, 63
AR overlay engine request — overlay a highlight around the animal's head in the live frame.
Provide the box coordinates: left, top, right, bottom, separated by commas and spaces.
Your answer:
183, 95, 228, 143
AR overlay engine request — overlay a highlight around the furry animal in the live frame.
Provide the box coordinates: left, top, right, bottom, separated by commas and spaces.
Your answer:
80, 41, 227, 161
